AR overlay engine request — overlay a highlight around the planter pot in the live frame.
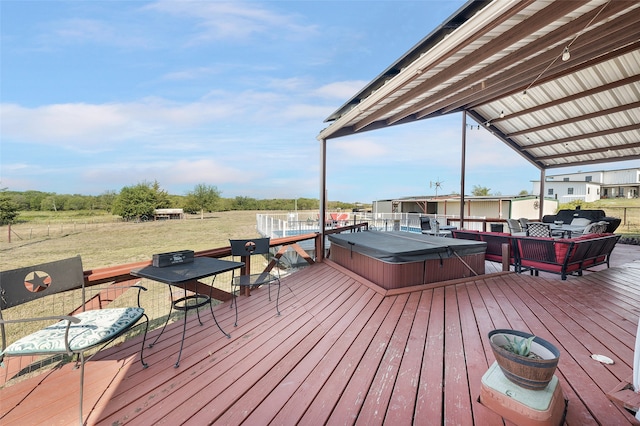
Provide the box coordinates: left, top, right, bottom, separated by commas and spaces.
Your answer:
489, 329, 560, 390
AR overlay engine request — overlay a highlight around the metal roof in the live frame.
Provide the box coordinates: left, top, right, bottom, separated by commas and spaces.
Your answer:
317, 0, 640, 171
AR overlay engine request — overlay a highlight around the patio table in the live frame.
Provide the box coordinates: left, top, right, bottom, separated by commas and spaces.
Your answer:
548, 223, 586, 238
131, 257, 244, 367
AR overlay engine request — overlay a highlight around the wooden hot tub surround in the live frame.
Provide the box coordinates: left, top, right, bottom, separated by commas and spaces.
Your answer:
328, 231, 486, 290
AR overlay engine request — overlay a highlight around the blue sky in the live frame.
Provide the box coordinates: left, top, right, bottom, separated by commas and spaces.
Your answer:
2, 1, 638, 204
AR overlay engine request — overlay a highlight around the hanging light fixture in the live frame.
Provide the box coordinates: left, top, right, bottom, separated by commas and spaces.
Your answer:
561, 46, 571, 61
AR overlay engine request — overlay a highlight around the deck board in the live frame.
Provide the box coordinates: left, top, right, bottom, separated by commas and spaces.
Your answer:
2, 254, 640, 425
415, 286, 445, 425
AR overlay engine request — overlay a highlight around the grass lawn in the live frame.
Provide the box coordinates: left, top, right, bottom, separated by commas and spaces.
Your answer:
1, 211, 264, 270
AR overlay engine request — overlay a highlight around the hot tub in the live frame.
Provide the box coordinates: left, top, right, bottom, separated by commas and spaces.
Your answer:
328, 231, 486, 289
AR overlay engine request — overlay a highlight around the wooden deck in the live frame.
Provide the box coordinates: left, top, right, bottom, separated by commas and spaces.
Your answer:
2, 248, 640, 425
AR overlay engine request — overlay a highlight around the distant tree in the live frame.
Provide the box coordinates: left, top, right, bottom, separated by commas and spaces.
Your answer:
296, 198, 319, 210
519, 189, 530, 196
96, 190, 117, 211
112, 182, 161, 220
471, 185, 491, 196
66, 194, 90, 210
40, 194, 62, 211
0, 188, 19, 225
184, 184, 221, 219
151, 180, 171, 209
232, 196, 259, 210
23, 190, 49, 210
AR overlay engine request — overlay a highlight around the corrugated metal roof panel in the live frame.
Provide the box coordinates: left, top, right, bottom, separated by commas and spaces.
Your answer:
319, 0, 640, 170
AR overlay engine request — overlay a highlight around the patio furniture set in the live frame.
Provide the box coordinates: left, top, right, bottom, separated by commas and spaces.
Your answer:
0, 238, 281, 424
452, 229, 621, 280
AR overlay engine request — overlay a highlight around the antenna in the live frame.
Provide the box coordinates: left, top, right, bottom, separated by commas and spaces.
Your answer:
430, 179, 444, 198
429, 179, 444, 222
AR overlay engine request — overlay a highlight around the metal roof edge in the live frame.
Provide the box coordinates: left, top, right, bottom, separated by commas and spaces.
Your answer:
319, 0, 491, 126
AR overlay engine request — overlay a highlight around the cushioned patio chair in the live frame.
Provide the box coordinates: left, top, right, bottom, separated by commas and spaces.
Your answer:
0, 255, 149, 425
230, 238, 281, 326
420, 216, 432, 234
583, 221, 609, 235
507, 219, 526, 236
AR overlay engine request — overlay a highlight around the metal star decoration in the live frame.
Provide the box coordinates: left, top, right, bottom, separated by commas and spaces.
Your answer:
24, 271, 51, 292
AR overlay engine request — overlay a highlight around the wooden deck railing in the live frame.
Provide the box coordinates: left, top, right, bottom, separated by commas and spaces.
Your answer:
83, 233, 321, 287
83, 222, 370, 290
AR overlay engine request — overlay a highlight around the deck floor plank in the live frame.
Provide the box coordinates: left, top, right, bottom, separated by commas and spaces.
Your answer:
217, 282, 374, 425
326, 293, 411, 424
495, 274, 632, 425
443, 284, 474, 426
2, 258, 639, 425
270, 289, 385, 424
456, 283, 506, 425
298, 295, 396, 425
414, 286, 445, 425
384, 290, 432, 425
355, 291, 422, 425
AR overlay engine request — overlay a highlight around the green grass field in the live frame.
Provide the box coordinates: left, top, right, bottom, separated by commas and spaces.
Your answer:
2, 200, 639, 271
1, 210, 263, 270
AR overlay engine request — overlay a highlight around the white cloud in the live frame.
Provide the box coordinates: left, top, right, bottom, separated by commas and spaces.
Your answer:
162, 67, 220, 81
41, 17, 150, 49
333, 138, 390, 159
145, 1, 317, 43
315, 81, 369, 99
0, 99, 240, 148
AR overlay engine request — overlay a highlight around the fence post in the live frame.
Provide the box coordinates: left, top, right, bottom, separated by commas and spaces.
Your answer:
8, 223, 10, 243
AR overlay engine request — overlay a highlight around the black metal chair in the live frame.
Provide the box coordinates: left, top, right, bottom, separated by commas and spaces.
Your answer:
229, 238, 281, 326
0, 255, 149, 425
526, 222, 552, 238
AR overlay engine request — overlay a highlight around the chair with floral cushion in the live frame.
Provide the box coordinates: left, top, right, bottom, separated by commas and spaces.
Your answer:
0, 255, 149, 425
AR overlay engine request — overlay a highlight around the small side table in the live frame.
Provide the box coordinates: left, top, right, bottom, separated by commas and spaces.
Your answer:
131, 257, 244, 367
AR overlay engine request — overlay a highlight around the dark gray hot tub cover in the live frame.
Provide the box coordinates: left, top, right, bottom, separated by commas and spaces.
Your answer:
328, 230, 486, 263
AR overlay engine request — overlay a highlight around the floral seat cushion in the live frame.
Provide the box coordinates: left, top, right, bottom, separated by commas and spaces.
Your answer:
1, 307, 144, 356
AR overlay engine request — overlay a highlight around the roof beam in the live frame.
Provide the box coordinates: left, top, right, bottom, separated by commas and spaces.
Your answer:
543, 152, 640, 169
458, 18, 640, 112
449, 35, 640, 131
494, 75, 640, 122
536, 142, 640, 161
523, 124, 640, 150
505, 101, 640, 137
405, 0, 633, 121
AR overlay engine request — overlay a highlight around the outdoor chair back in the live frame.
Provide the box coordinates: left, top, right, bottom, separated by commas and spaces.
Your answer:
526, 222, 552, 238
507, 218, 525, 235
229, 238, 281, 326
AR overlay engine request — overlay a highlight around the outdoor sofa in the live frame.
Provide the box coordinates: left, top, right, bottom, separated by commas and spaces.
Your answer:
513, 233, 620, 280
450, 230, 516, 265
542, 209, 621, 233
452, 229, 620, 280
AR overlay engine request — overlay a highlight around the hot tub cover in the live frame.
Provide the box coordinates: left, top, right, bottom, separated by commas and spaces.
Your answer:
328, 230, 486, 263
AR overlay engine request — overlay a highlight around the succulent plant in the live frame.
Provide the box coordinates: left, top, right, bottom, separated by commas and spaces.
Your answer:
503, 335, 536, 357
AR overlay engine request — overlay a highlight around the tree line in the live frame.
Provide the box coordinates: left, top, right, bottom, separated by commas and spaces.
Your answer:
0, 182, 360, 224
